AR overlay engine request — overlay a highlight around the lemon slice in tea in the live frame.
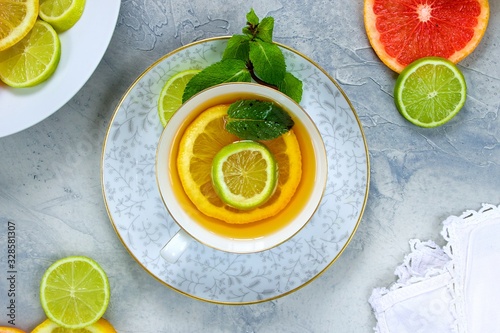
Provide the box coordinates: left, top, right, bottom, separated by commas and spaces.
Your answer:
39, 0, 86, 32
212, 140, 278, 210
40, 256, 110, 329
394, 57, 467, 128
177, 104, 302, 224
158, 69, 200, 126
0, 20, 61, 88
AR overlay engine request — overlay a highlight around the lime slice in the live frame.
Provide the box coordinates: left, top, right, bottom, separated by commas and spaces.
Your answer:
211, 140, 278, 210
157, 69, 200, 126
40, 256, 110, 329
394, 57, 467, 128
39, 0, 86, 32
0, 20, 61, 88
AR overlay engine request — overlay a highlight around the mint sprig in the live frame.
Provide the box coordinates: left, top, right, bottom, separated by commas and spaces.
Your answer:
182, 9, 303, 103
225, 100, 294, 141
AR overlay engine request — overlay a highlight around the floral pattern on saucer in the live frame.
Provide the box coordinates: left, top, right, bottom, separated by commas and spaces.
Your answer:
102, 38, 369, 304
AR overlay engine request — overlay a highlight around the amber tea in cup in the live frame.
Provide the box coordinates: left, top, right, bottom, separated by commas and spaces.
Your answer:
156, 83, 327, 256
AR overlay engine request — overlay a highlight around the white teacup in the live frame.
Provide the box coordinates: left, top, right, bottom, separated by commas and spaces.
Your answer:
156, 83, 327, 262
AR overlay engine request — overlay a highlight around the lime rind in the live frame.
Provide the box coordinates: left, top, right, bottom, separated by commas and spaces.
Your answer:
40, 256, 110, 329
157, 69, 201, 126
394, 57, 467, 128
211, 141, 278, 210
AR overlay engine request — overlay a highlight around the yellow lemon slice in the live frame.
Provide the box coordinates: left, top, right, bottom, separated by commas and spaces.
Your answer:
177, 104, 302, 224
0, 0, 39, 51
31, 318, 117, 333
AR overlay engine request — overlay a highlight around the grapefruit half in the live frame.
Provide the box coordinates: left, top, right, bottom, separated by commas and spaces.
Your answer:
364, 0, 490, 73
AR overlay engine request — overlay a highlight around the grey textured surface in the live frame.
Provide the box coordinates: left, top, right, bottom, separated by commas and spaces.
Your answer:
1, 1, 500, 332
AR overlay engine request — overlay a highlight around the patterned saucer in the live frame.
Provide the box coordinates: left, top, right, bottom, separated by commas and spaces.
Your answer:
101, 37, 369, 304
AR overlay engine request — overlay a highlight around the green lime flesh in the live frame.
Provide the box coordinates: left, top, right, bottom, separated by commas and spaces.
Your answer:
394, 57, 467, 128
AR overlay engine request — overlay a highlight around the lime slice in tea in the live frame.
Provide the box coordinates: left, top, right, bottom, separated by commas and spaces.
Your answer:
39, 0, 86, 32
0, 20, 61, 88
394, 57, 467, 128
157, 69, 200, 126
40, 256, 110, 329
211, 140, 278, 210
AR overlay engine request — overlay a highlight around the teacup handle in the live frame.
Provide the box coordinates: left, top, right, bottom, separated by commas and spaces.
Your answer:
160, 229, 192, 263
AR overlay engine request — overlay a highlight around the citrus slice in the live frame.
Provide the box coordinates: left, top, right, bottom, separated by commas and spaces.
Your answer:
39, 0, 86, 32
31, 318, 117, 333
0, 327, 26, 333
394, 57, 467, 128
177, 104, 302, 224
158, 69, 201, 126
212, 140, 278, 210
364, 0, 490, 73
0, 0, 39, 51
40, 256, 110, 329
0, 20, 61, 88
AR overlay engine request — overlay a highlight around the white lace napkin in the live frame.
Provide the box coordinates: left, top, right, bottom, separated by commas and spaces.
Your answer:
369, 204, 500, 333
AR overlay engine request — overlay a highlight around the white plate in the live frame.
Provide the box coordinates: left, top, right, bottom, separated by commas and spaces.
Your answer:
101, 37, 370, 304
0, 0, 121, 138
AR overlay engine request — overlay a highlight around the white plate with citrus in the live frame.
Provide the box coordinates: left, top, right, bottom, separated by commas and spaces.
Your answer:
0, 0, 121, 138
102, 37, 370, 304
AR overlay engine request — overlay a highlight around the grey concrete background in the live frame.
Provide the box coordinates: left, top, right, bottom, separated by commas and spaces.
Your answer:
1, 1, 500, 332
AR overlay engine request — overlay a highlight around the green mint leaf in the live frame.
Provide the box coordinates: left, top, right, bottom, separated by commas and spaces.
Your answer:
225, 100, 294, 140
246, 8, 260, 26
242, 26, 252, 38
182, 59, 251, 102
255, 17, 274, 43
249, 40, 286, 85
278, 72, 303, 103
222, 35, 250, 62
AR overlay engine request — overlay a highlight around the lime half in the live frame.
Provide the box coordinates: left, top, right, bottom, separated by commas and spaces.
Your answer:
39, 0, 86, 32
40, 256, 110, 329
394, 57, 467, 128
211, 140, 278, 210
0, 20, 61, 88
157, 69, 200, 126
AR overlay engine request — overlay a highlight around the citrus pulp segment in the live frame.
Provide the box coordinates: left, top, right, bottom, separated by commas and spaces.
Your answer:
177, 104, 302, 224
394, 57, 467, 128
39, 0, 87, 32
0, 20, 61, 88
158, 69, 201, 126
31, 318, 117, 333
0, 0, 39, 51
364, 0, 490, 73
39, 256, 110, 329
211, 140, 278, 210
